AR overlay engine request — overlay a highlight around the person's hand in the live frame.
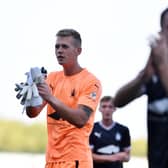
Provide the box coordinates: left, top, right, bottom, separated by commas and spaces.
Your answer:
37, 82, 53, 102
150, 32, 168, 71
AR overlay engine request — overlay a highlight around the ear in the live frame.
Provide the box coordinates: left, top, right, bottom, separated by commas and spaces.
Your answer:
77, 47, 82, 55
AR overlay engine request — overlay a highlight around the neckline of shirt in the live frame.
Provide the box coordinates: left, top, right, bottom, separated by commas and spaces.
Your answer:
99, 121, 116, 131
62, 68, 87, 78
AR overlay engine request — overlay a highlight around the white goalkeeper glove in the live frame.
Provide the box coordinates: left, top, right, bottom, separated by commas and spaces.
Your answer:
15, 67, 47, 113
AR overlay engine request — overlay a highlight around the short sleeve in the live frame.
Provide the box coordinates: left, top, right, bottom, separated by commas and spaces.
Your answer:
78, 79, 102, 111
121, 127, 131, 150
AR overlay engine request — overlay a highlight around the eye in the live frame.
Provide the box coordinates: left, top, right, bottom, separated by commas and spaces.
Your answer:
62, 44, 69, 49
102, 105, 106, 108
102, 105, 113, 109
55, 44, 60, 49
55, 44, 69, 49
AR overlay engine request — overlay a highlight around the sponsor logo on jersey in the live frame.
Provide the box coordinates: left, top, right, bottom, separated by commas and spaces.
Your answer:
97, 145, 120, 154
90, 92, 97, 100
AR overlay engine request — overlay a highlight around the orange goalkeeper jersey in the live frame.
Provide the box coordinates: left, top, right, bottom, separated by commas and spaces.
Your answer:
46, 68, 102, 163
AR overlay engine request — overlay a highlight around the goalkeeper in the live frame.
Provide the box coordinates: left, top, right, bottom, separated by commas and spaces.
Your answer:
25, 29, 102, 168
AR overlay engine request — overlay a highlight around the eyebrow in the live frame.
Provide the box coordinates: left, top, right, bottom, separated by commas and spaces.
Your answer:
55, 44, 69, 49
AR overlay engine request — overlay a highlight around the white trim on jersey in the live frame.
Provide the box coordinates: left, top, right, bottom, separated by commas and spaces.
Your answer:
99, 121, 116, 131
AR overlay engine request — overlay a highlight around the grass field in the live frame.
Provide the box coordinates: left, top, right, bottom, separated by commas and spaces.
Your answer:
0, 119, 147, 156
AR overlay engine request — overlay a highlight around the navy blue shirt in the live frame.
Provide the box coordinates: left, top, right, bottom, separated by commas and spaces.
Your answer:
89, 122, 131, 168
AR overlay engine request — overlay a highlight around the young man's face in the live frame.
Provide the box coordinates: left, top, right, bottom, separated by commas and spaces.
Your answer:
99, 100, 116, 120
55, 36, 81, 66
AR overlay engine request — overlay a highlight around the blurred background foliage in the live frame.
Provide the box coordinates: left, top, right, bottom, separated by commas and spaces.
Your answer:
0, 119, 147, 157
131, 139, 147, 157
0, 119, 47, 153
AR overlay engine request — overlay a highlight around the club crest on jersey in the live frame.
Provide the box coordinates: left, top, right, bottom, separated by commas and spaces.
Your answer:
115, 132, 121, 141
90, 92, 97, 100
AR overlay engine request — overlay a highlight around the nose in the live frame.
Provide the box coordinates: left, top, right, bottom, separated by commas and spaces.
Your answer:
55, 44, 63, 51
56, 46, 62, 51
57, 49, 63, 54
55, 47, 63, 55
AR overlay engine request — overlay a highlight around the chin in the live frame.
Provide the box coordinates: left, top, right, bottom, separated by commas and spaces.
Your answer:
58, 62, 64, 65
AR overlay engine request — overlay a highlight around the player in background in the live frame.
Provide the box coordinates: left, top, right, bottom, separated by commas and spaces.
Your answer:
90, 96, 131, 168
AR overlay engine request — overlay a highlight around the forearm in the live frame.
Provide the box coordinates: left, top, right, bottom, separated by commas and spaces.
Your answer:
110, 152, 130, 162
92, 151, 130, 163
92, 153, 111, 163
114, 72, 144, 107
46, 95, 88, 128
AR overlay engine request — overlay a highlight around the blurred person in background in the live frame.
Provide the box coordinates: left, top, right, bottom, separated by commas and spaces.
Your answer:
114, 8, 168, 168
90, 96, 131, 168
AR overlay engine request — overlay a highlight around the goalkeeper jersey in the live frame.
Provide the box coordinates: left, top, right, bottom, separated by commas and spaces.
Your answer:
46, 68, 102, 163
